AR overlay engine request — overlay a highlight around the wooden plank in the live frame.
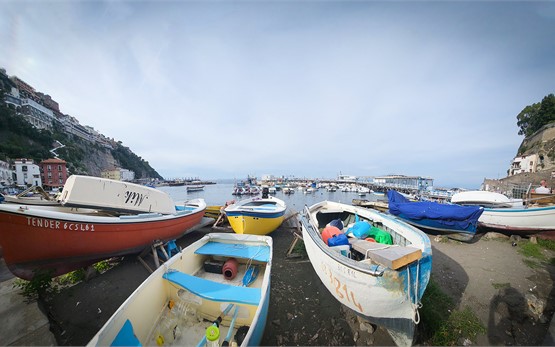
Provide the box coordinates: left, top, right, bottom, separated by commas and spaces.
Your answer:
349, 239, 422, 269
529, 193, 555, 205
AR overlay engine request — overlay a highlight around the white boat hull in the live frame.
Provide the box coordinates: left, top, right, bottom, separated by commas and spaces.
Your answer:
479, 205, 555, 235
300, 201, 432, 346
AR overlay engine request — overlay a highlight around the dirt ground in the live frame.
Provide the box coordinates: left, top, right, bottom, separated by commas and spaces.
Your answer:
38, 217, 555, 346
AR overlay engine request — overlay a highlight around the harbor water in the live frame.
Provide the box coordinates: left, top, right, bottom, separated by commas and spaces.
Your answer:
158, 183, 381, 213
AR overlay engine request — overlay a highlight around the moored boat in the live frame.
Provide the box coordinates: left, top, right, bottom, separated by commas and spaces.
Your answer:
452, 190, 555, 238
87, 233, 272, 347
0, 175, 206, 280
224, 194, 286, 235
388, 190, 484, 242
300, 200, 432, 346
186, 185, 205, 192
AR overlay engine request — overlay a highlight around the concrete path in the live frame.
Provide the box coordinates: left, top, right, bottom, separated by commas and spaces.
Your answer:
0, 258, 57, 346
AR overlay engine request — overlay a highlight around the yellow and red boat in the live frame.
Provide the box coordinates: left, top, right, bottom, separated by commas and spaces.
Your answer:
224, 195, 286, 235
0, 175, 206, 280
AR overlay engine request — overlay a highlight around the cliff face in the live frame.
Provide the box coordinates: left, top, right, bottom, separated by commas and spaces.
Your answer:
517, 122, 555, 171
484, 123, 555, 194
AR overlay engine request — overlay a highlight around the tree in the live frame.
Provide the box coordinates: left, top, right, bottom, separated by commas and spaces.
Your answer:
517, 94, 555, 137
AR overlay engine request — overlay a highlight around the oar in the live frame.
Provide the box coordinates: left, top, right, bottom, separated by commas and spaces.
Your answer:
222, 306, 240, 346
195, 265, 260, 347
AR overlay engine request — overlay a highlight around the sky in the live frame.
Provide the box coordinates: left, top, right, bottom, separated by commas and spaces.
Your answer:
1, 1, 554, 189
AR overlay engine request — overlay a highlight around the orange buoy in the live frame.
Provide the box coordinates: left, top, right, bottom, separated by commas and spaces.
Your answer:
365, 237, 376, 242
322, 226, 342, 245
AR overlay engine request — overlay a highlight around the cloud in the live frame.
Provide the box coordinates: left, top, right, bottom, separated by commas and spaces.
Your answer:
1, 1, 553, 189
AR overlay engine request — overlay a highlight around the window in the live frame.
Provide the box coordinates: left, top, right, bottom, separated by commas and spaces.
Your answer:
22, 166, 27, 172
47, 165, 52, 171
58, 165, 62, 171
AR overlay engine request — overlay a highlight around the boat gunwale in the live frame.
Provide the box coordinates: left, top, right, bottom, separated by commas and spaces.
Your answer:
0, 198, 206, 224
300, 200, 431, 275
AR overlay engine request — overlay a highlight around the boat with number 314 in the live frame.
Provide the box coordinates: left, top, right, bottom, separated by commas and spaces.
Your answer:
300, 200, 432, 346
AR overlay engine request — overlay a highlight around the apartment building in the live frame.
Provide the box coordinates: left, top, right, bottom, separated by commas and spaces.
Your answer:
39, 158, 68, 189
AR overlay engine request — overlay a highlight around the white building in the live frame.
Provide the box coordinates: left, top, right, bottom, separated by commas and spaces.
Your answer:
14, 158, 42, 186
0, 159, 14, 186
373, 175, 433, 190
21, 98, 55, 130
509, 154, 538, 176
120, 169, 135, 182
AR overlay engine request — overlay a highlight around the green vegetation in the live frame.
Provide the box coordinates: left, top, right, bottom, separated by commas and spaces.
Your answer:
13, 259, 119, 300
420, 279, 486, 345
0, 91, 162, 179
517, 93, 555, 137
519, 239, 555, 268
518, 241, 545, 260
13, 270, 56, 301
492, 282, 510, 289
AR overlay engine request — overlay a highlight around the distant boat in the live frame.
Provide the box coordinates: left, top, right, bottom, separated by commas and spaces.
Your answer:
388, 190, 484, 242
0, 175, 207, 280
186, 185, 205, 192
300, 200, 432, 346
224, 195, 286, 235
87, 233, 272, 347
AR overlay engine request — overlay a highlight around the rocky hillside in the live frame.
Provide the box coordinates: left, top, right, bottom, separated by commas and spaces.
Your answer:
0, 102, 163, 180
517, 122, 555, 172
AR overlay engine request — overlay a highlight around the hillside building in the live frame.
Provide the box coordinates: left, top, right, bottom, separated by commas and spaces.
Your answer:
373, 175, 433, 191
14, 158, 42, 187
101, 168, 135, 181
39, 158, 68, 189
508, 154, 538, 176
0, 159, 14, 186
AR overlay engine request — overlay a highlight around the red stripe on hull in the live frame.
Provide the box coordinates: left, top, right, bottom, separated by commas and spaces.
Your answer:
0, 210, 205, 280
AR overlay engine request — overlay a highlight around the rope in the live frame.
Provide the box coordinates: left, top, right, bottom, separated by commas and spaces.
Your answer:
407, 260, 422, 324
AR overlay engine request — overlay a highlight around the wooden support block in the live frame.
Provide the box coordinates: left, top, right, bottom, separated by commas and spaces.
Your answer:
350, 239, 422, 269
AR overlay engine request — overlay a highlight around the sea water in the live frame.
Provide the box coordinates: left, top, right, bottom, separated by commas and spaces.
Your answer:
159, 183, 381, 213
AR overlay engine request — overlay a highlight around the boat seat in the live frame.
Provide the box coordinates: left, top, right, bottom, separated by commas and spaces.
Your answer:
194, 241, 270, 262
349, 239, 422, 270
111, 319, 141, 347
163, 271, 261, 306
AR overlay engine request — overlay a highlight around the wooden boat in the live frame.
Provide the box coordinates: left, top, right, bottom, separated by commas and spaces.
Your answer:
300, 201, 432, 346
478, 205, 555, 237
388, 190, 484, 242
452, 191, 555, 238
352, 199, 389, 213
87, 233, 272, 347
224, 195, 286, 235
0, 175, 206, 280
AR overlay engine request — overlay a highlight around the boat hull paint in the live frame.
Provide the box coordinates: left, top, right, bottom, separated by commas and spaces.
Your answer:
224, 196, 287, 235
227, 213, 285, 235
0, 200, 206, 280
301, 201, 432, 346
479, 205, 555, 236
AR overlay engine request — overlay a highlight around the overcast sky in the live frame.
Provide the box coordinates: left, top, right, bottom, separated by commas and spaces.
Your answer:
1, 1, 554, 188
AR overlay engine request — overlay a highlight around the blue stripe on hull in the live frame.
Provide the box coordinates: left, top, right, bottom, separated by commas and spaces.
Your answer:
247, 282, 270, 346
226, 210, 285, 219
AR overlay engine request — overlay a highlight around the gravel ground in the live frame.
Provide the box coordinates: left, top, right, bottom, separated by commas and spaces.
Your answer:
41, 218, 555, 346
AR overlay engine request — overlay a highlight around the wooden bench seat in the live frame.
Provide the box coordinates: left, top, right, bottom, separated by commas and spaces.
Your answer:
349, 239, 422, 270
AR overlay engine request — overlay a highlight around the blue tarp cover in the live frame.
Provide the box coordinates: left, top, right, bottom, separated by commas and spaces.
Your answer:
388, 190, 483, 230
